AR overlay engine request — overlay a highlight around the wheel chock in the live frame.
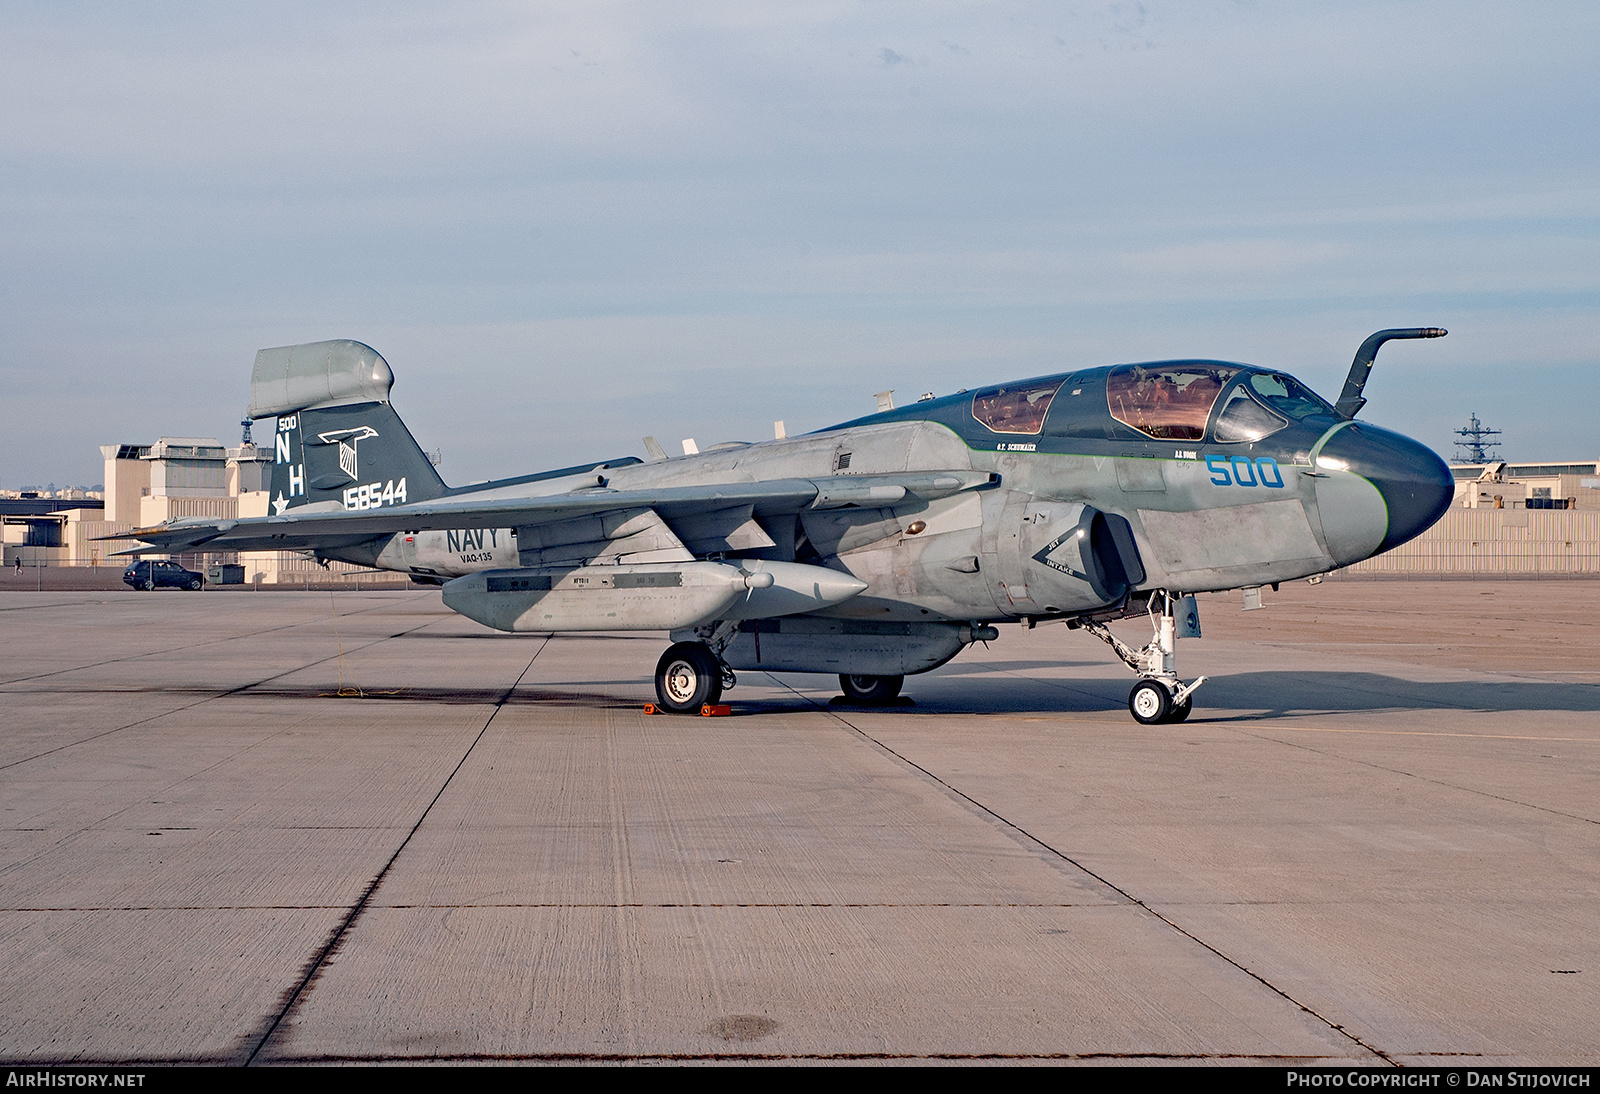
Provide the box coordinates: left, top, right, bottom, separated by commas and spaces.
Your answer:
643, 702, 731, 716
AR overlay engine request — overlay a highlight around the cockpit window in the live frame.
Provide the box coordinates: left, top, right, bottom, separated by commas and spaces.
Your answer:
1106, 364, 1236, 441
1243, 372, 1337, 421
971, 378, 1064, 435
1213, 387, 1288, 442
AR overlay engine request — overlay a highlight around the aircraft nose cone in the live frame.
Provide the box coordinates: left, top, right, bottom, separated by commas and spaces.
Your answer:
1318, 424, 1454, 553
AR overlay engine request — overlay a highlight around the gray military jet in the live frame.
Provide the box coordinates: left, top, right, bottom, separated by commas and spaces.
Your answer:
119, 330, 1454, 723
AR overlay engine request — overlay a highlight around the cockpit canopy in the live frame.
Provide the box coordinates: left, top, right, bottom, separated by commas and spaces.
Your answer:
1106, 364, 1233, 441
1104, 363, 1336, 443
970, 377, 1065, 435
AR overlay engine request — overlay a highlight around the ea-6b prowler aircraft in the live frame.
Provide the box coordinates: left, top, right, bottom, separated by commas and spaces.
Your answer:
119, 330, 1455, 723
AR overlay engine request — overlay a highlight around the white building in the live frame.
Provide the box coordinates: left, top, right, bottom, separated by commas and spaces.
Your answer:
1448, 460, 1600, 511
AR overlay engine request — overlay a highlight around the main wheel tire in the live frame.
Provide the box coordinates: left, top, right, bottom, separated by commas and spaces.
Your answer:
1169, 696, 1193, 723
1129, 680, 1173, 725
187, 578, 203, 591
839, 674, 904, 704
654, 642, 724, 714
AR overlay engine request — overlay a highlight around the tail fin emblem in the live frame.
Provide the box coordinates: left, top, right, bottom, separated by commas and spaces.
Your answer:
316, 427, 380, 481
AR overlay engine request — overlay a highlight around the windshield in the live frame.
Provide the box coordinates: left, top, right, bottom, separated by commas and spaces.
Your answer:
1241, 372, 1336, 421
1213, 386, 1288, 442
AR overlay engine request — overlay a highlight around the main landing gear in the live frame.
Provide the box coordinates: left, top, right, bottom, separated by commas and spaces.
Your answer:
653, 622, 739, 714
654, 643, 724, 712
1077, 592, 1206, 725
838, 673, 904, 704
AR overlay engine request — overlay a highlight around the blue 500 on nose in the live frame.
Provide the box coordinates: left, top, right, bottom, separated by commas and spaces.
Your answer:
1205, 455, 1285, 488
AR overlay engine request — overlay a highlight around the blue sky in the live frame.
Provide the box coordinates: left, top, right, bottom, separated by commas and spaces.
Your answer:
3, 1, 1596, 488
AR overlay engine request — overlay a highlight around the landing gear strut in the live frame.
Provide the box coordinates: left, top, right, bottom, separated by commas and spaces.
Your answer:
1077, 591, 1205, 725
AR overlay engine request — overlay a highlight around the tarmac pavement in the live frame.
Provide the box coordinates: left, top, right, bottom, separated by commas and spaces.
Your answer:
1, 580, 1596, 1065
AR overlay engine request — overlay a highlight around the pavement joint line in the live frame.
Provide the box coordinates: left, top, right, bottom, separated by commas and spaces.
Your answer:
1250, 725, 1600, 743
5, 895, 1586, 912
0, 901, 1120, 911
242, 637, 551, 1067
0, 591, 435, 687
0, 616, 447, 774
1241, 730, 1600, 828
771, 675, 1399, 1068
0, 617, 459, 884
0, 598, 121, 614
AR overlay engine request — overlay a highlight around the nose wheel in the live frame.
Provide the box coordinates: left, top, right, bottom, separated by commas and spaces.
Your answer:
1078, 592, 1205, 725
1128, 679, 1193, 725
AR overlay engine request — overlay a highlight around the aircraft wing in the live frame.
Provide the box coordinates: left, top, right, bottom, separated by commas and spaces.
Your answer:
110, 471, 996, 555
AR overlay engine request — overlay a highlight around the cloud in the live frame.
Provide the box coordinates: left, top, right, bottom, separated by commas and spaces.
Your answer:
1, 0, 1597, 484
1116, 239, 1349, 280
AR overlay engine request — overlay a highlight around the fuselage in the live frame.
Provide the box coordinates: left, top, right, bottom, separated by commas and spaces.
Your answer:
336, 358, 1454, 627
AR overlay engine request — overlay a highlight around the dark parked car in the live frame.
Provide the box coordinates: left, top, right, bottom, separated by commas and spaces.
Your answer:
123, 560, 205, 591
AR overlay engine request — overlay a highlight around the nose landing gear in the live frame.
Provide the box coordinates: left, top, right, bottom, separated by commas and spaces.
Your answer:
1077, 592, 1205, 725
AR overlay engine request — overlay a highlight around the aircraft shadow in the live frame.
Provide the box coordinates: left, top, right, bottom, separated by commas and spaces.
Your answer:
1193, 670, 1600, 717
35, 672, 1596, 720
900, 669, 1600, 718
389, 631, 662, 642
933, 659, 1105, 674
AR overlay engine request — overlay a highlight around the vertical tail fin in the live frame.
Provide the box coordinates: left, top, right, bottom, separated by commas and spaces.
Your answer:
269, 402, 447, 513
252, 340, 447, 514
